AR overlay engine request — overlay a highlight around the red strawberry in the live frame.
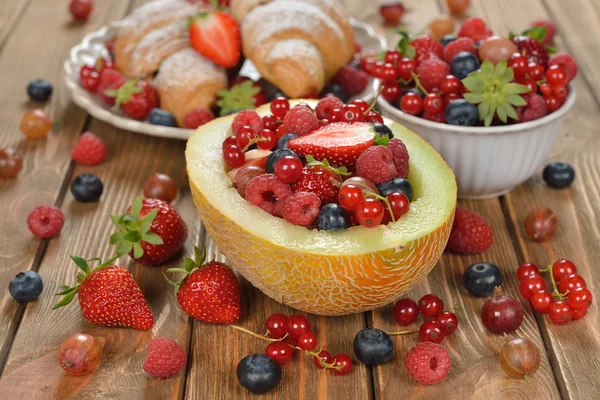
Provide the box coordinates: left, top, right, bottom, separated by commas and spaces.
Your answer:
108, 78, 158, 120
96, 68, 126, 106
53, 257, 154, 330
167, 247, 240, 324
446, 208, 494, 255
512, 35, 549, 67
287, 122, 375, 166
189, 11, 241, 68
110, 197, 188, 266
291, 164, 341, 205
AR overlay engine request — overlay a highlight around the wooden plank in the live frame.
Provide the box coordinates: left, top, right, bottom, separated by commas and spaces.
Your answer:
469, 1, 600, 399
0, 0, 137, 373
0, 0, 32, 49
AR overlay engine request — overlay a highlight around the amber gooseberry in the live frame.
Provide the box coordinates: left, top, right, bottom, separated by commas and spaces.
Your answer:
0, 148, 23, 179
20, 110, 53, 139
58, 333, 105, 376
499, 337, 540, 379
479, 36, 519, 65
524, 207, 558, 242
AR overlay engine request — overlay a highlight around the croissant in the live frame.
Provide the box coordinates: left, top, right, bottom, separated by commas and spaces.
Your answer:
231, 0, 355, 98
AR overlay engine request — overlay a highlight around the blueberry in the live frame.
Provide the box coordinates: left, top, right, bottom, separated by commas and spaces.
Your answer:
373, 123, 394, 139
320, 84, 348, 103
27, 79, 53, 102
317, 203, 349, 231
9, 271, 43, 302
377, 178, 413, 201
353, 328, 393, 366
265, 148, 300, 173
276, 133, 300, 150
237, 354, 282, 394
148, 108, 176, 127
71, 173, 104, 202
451, 52, 481, 79
464, 262, 503, 297
543, 162, 575, 189
441, 34, 457, 47
445, 99, 478, 126
401, 87, 425, 98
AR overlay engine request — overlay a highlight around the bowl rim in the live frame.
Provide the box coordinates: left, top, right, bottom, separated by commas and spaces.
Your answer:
376, 82, 577, 136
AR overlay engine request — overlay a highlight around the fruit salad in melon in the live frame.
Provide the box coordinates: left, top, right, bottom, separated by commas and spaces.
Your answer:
186, 100, 456, 315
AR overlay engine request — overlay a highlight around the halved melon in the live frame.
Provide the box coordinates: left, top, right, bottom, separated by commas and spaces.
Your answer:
186, 101, 457, 316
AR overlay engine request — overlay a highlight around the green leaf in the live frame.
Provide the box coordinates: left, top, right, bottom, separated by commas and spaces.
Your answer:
109, 231, 123, 245
462, 76, 483, 93
166, 268, 189, 274
484, 104, 497, 127
545, 45, 558, 55
522, 26, 547, 43
142, 232, 163, 245
495, 60, 507, 79
55, 286, 79, 296
130, 196, 143, 217
404, 45, 416, 60
133, 242, 144, 259
124, 231, 140, 242
216, 80, 261, 117
194, 246, 204, 266
51, 291, 77, 310
373, 132, 390, 146
502, 66, 515, 84
70, 256, 91, 274
478, 102, 490, 121
480, 60, 495, 80
507, 94, 527, 106
505, 83, 531, 95
463, 93, 484, 104
141, 208, 159, 233
163, 272, 179, 288
110, 214, 123, 227
505, 103, 519, 120
116, 241, 133, 256
183, 257, 196, 272
497, 104, 508, 123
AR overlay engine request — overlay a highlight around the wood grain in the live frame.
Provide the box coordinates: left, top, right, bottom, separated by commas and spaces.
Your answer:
0, 0, 32, 50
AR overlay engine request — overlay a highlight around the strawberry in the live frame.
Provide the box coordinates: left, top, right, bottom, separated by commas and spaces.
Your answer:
189, 11, 241, 68
290, 157, 347, 205
287, 122, 375, 166
96, 68, 126, 106
110, 196, 187, 266
53, 256, 154, 330
107, 78, 158, 120
446, 207, 494, 255
166, 247, 240, 324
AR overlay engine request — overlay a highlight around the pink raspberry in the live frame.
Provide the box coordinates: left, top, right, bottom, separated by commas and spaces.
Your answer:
442, 37, 476, 64
531, 19, 557, 46
27, 205, 65, 239
333, 65, 370, 97
518, 93, 548, 122
458, 17, 493, 42
356, 146, 397, 185
283, 105, 318, 135
405, 342, 451, 385
245, 174, 292, 217
548, 53, 578, 83
416, 58, 450, 92
411, 35, 444, 65
231, 110, 264, 134
315, 97, 344, 121
71, 132, 107, 166
388, 138, 410, 179
281, 191, 321, 226
143, 338, 186, 379
183, 108, 214, 129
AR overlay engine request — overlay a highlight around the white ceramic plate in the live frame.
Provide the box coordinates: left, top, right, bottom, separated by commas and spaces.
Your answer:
63, 18, 387, 141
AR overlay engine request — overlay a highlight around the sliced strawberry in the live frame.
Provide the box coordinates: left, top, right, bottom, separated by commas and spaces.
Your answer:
287, 122, 375, 166
189, 11, 241, 68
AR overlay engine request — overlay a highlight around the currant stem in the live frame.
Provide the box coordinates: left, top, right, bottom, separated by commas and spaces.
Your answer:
230, 325, 283, 343
546, 264, 568, 301
410, 72, 429, 96
365, 84, 385, 115
364, 191, 396, 223
386, 328, 419, 336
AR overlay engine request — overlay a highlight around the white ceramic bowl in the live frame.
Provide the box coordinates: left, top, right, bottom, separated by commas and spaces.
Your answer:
377, 86, 576, 199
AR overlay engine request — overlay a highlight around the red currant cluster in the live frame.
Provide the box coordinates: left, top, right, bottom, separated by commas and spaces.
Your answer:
517, 259, 592, 324
233, 313, 352, 375
339, 184, 409, 228
392, 294, 459, 344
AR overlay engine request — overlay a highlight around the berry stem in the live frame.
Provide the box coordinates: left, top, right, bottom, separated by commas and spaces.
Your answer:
545, 263, 568, 300
365, 84, 385, 115
410, 72, 429, 96
364, 191, 396, 223
386, 328, 419, 336
230, 325, 284, 343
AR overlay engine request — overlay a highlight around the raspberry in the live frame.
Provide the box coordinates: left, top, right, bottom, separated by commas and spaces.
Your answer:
531, 19, 557, 46
458, 17, 493, 42
245, 174, 292, 217
281, 191, 321, 226
518, 93, 548, 122
283, 105, 318, 135
423, 112, 445, 123
71, 132, 107, 166
548, 53, 578, 83
416, 58, 450, 92
231, 110, 264, 134
388, 138, 410, 178
442, 37, 476, 64
27, 205, 65, 239
356, 146, 397, 185
404, 343, 451, 385
411, 35, 444, 65
446, 207, 494, 255
333, 65, 370, 97
512, 36, 549, 67
183, 108, 214, 129
315, 97, 344, 121
143, 338, 186, 379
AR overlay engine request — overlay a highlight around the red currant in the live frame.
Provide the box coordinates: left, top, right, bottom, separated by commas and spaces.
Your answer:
387, 192, 409, 220
398, 58, 416, 80
274, 156, 303, 183
444, 93, 461, 107
440, 75, 462, 95
372, 61, 386, 79
81, 70, 99, 91
365, 111, 384, 124
572, 308, 587, 320
275, 125, 287, 140
297, 331, 318, 351
546, 65, 568, 88
331, 354, 352, 375
351, 99, 370, 113
393, 298, 419, 326
419, 320, 446, 343
545, 95, 561, 112
519, 275, 547, 300
400, 93, 423, 115
69, 0, 93, 22
222, 136, 238, 151
263, 114, 281, 131
508, 53, 530, 78
313, 350, 333, 370
567, 288, 592, 311
265, 313, 289, 339
549, 301, 573, 325
223, 144, 245, 168
418, 294, 444, 318
520, 78, 537, 94
355, 198, 384, 227
338, 184, 364, 211
266, 341, 293, 365
341, 104, 365, 122
271, 97, 290, 119
235, 126, 259, 149
80, 65, 94, 79
558, 274, 586, 295
329, 108, 342, 122
539, 83, 552, 96
287, 314, 311, 340
530, 290, 554, 314
0, 148, 23, 179
517, 262, 540, 282
553, 85, 568, 100
284, 338, 299, 355
257, 129, 277, 150
435, 311, 459, 334
384, 50, 402, 66
552, 259, 577, 282
423, 93, 444, 115
382, 82, 401, 103
381, 63, 399, 81
528, 63, 545, 80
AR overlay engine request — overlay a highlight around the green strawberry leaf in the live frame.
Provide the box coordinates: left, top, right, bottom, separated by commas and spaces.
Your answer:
142, 232, 164, 245
130, 196, 143, 218
52, 290, 77, 310
70, 256, 91, 274
507, 94, 527, 106
373, 132, 390, 146
505, 103, 519, 120
124, 231, 140, 242
463, 93, 483, 104
216, 80, 261, 117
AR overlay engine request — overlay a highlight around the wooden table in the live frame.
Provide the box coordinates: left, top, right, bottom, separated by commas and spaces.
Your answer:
0, 0, 599, 399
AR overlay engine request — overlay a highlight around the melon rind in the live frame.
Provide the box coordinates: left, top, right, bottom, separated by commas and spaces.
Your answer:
186, 101, 457, 315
